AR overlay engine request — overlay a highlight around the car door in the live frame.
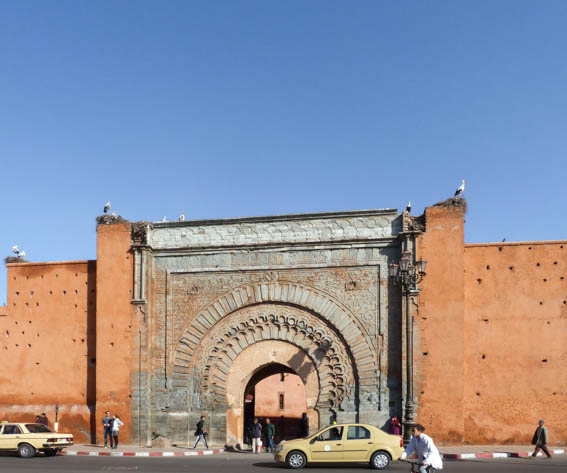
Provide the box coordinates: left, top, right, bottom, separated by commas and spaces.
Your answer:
343, 425, 373, 461
0, 424, 23, 450
309, 426, 344, 462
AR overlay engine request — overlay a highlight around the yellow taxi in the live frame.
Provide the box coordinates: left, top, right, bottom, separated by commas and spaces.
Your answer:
274, 423, 403, 470
0, 421, 73, 458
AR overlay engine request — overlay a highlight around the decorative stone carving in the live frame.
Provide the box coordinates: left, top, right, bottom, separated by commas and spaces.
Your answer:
188, 304, 355, 413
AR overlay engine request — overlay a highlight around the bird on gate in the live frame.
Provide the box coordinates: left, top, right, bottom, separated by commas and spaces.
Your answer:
179, 212, 185, 222
406, 201, 411, 213
455, 179, 465, 197
104, 201, 111, 213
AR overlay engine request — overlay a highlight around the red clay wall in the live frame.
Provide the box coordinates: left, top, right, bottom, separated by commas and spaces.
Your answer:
464, 241, 567, 444
416, 204, 466, 443
94, 223, 134, 444
0, 261, 96, 442
254, 373, 307, 420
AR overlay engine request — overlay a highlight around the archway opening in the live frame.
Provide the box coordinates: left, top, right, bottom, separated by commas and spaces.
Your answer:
225, 340, 320, 447
243, 363, 307, 446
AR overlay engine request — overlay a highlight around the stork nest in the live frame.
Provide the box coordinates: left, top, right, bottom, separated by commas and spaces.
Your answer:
433, 197, 468, 213
4, 256, 28, 264
96, 214, 129, 225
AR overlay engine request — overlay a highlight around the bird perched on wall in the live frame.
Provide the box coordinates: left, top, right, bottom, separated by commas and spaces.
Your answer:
104, 201, 111, 213
12, 245, 19, 255
455, 180, 465, 197
179, 212, 185, 222
406, 201, 411, 213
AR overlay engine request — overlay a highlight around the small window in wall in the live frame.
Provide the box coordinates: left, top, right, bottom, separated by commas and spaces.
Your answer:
279, 393, 285, 410
280, 373, 285, 382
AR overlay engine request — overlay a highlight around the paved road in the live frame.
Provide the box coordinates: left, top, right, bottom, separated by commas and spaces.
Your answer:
0, 452, 565, 473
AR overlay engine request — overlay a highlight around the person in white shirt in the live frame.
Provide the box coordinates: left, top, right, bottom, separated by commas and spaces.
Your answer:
400, 424, 443, 472
111, 414, 124, 449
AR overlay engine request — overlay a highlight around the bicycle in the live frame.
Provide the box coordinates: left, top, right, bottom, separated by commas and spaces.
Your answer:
400, 459, 437, 473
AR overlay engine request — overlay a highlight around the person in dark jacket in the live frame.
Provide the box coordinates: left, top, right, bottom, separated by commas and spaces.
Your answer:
102, 411, 114, 448
300, 413, 309, 437
39, 413, 49, 427
531, 419, 552, 458
264, 418, 276, 453
251, 417, 262, 454
193, 415, 209, 449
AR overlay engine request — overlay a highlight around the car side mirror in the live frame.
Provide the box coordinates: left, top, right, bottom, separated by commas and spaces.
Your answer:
309, 438, 316, 445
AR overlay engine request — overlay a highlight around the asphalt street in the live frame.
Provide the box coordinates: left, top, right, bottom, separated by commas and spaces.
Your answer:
0, 452, 565, 473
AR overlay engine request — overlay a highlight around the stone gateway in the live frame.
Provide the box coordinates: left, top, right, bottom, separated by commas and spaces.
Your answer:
137, 209, 401, 447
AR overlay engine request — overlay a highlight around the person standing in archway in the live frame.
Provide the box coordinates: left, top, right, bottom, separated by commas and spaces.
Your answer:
251, 417, 262, 454
300, 413, 309, 438
265, 418, 276, 453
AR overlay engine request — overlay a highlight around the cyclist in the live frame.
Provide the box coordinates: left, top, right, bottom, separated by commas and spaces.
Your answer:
400, 424, 443, 472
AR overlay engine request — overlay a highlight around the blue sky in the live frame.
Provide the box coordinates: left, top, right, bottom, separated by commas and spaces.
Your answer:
1, 1, 566, 304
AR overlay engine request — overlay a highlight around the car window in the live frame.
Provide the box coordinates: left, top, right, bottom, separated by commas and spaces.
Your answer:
318, 427, 343, 441
347, 426, 371, 440
25, 424, 52, 433
2, 425, 22, 435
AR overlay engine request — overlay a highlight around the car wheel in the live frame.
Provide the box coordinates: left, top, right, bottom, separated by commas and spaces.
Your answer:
370, 451, 391, 470
18, 443, 36, 458
286, 450, 307, 469
44, 448, 57, 456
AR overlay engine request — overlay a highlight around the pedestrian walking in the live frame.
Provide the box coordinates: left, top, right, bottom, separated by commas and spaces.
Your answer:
531, 419, 552, 458
111, 414, 124, 449
102, 411, 114, 448
193, 415, 209, 449
39, 412, 49, 427
400, 424, 443, 472
390, 415, 402, 435
265, 418, 276, 453
251, 417, 262, 454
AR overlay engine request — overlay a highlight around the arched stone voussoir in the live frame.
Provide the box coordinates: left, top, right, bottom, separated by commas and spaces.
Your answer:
187, 304, 359, 414
173, 281, 378, 380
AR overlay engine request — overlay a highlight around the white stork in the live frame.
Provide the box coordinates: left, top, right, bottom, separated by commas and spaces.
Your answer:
455, 180, 465, 197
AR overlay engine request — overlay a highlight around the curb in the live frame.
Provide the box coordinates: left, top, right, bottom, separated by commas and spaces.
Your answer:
58, 448, 223, 457
441, 449, 565, 460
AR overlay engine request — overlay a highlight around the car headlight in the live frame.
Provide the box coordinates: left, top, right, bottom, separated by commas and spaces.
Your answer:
276, 445, 284, 452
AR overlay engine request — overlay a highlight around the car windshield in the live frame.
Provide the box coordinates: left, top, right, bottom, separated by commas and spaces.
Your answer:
25, 424, 52, 433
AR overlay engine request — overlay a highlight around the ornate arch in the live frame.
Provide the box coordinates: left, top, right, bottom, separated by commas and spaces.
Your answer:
187, 304, 355, 412
171, 281, 378, 394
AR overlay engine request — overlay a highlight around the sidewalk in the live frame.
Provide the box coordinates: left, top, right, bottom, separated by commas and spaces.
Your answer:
438, 445, 565, 460
58, 443, 224, 457
56, 443, 565, 460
